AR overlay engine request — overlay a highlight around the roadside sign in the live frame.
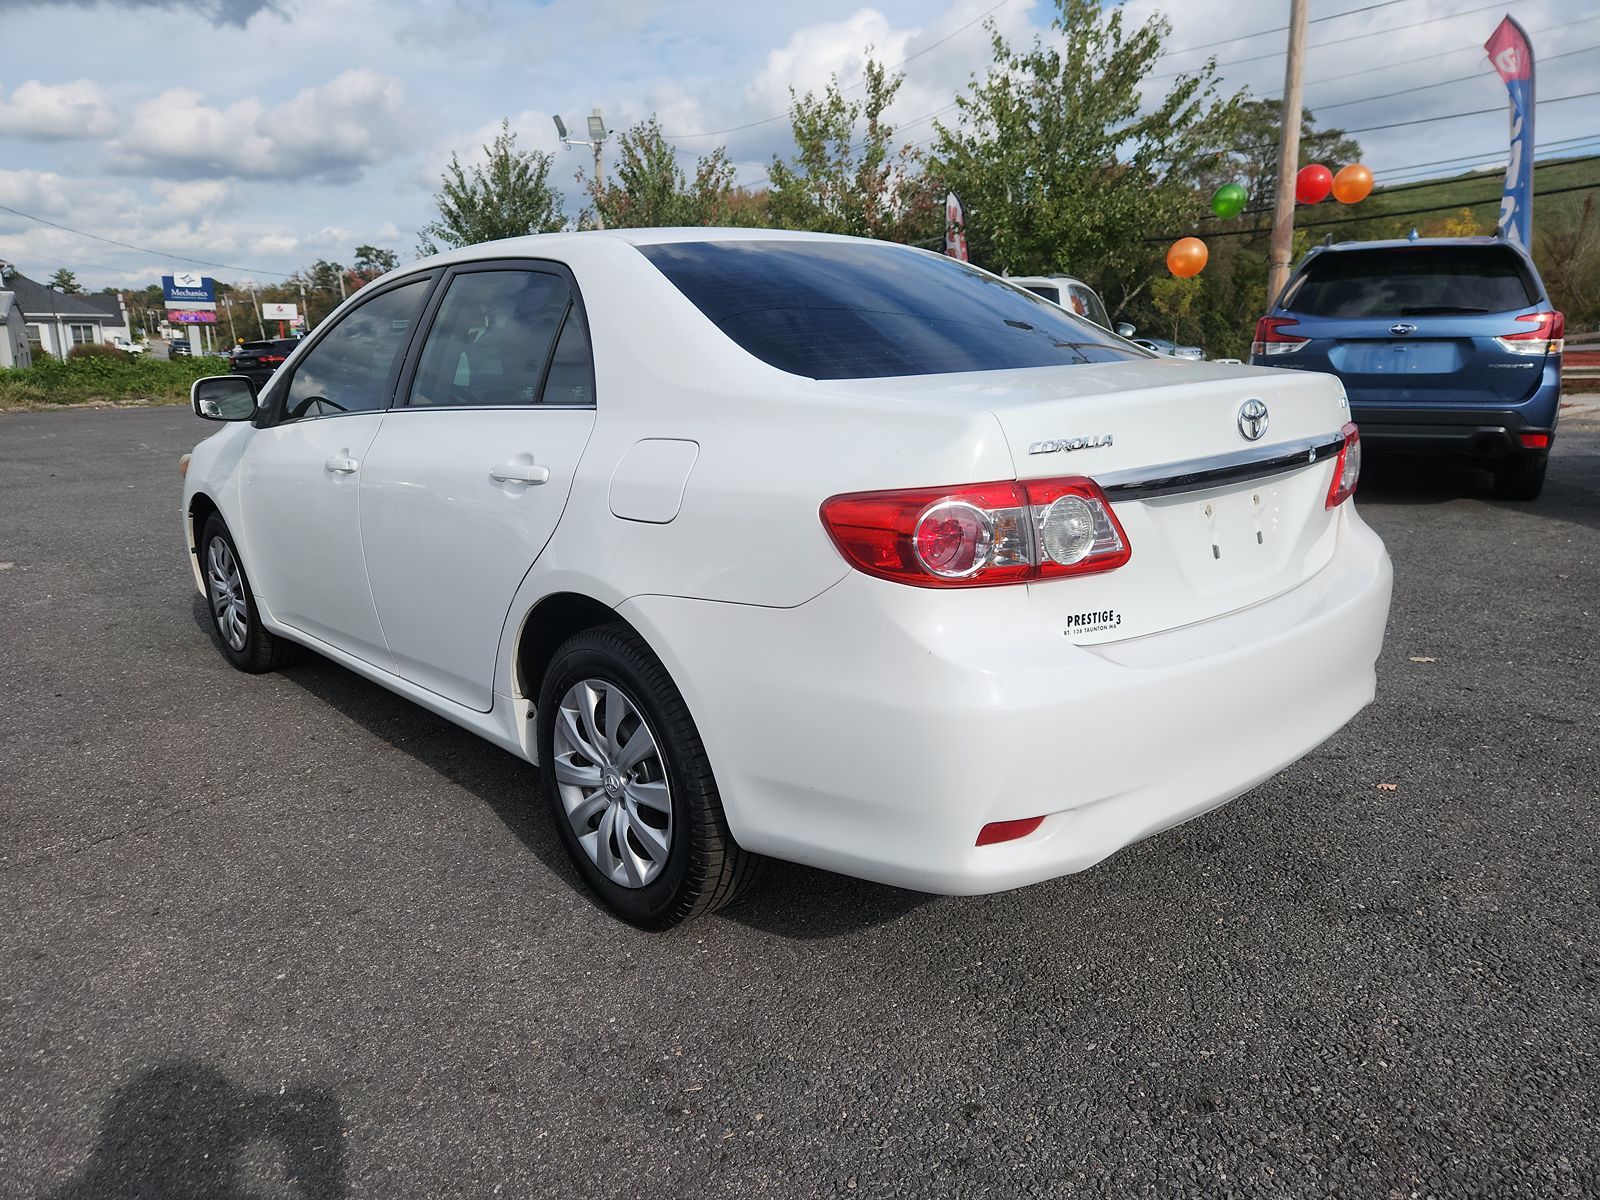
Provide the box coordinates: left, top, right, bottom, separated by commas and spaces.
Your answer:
162, 273, 216, 309
167, 310, 217, 324
261, 303, 299, 321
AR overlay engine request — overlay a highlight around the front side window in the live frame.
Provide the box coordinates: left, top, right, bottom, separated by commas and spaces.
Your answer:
281, 278, 429, 420
640, 240, 1140, 380
408, 270, 584, 408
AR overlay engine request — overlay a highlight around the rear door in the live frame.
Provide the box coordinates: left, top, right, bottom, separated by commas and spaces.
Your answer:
1270, 244, 1546, 407
357, 261, 598, 712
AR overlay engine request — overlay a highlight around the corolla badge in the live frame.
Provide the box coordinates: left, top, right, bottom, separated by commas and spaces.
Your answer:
1237, 399, 1270, 441
1028, 434, 1114, 455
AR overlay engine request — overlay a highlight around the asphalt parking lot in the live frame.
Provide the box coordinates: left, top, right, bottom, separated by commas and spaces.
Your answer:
2, 403, 1596, 1199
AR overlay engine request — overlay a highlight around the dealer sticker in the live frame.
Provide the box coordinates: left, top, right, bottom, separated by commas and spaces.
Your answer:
1064, 609, 1121, 636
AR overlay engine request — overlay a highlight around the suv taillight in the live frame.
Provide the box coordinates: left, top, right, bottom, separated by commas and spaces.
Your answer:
820, 477, 1131, 587
1325, 422, 1361, 509
1252, 316, 1308, 357
259, 354, 286, 364
1496, 310, 1564, 355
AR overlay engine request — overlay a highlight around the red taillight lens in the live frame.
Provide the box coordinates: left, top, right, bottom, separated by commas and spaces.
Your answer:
259, 354, 286, 364
820, 477, 1130, 587
1496, 310, 1564, 355
1518, 432, 1550, 450
1325, 421, 1361, 509
1251, 316, 1308, 357
976, 816, 1045, 846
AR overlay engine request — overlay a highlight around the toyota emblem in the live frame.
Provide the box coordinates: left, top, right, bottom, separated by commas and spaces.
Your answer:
1237, 398, 1270, 441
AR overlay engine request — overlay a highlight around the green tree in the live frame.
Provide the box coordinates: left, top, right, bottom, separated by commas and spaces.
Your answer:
929, 0, 1244, 313
584, 117, 740, 228
352, 244, 400, 280
1200, 98, 1362, 216
48, 268, 82, 294
417, 120, 566, 254
766, 56, 939, 243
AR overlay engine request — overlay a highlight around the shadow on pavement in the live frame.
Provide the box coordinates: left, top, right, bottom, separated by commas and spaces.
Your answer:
719, 858, 935, 939
47, 1059, 346, 1199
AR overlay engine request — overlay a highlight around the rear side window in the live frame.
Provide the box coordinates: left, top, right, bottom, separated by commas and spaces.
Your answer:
1283, 246, 1538, 317
640, 241, 1139, 380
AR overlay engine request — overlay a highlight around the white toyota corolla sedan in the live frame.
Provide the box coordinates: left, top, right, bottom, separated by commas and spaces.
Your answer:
181, 228, 1392, 927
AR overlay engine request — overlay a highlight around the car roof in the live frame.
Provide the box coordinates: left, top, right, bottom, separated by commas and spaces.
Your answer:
1315, 236, 1521, 253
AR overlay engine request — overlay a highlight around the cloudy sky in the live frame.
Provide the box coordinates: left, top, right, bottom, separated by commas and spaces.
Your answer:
0, 0, 1594, 291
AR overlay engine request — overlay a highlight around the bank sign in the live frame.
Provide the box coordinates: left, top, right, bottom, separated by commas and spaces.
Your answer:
162, 272, 216, 307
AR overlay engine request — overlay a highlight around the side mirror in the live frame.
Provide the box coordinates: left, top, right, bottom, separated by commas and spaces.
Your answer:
192, 376, 257, 422
1114, 322, 1137, 338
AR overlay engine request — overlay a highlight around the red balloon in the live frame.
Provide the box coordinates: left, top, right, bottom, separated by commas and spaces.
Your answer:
1296, 164, 1333, 205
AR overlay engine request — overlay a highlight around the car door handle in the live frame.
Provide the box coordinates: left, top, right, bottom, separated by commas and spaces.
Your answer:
324, 454, 359, 474
489, 463, 550, 485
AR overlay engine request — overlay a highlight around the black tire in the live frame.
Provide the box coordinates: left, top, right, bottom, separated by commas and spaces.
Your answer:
197, 514, 297, 673
537, 624, 757, 928
1492, 451, 1548, 501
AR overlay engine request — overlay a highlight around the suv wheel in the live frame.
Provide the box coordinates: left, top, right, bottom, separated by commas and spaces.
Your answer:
1492, 450, 1548, 502
536, 624, 757, 928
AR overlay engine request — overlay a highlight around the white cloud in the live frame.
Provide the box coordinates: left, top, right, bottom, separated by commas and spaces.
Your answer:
0, 80, 118, 140
109, 68, 413, 184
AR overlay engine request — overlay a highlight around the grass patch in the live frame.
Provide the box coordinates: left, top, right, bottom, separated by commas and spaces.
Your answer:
0, 355, 221, 410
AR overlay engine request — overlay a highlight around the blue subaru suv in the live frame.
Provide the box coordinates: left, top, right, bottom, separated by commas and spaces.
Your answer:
1251, 237, 1564, 500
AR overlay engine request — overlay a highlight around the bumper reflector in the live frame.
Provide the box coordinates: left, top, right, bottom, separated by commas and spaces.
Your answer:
1518, 432, 1550, 450
976, 816, 1045, 846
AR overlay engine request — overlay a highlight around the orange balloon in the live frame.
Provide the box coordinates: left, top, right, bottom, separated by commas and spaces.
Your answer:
1332, 163, 1374, 204
1167, 236, 1208, 278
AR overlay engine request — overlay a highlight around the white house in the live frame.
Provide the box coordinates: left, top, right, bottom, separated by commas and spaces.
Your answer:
0, 267, 131, 357
0, 290, 32, 368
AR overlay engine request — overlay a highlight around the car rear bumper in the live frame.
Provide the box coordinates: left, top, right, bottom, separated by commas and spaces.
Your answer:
1351, 400, 1557, 456
619, 505, 1392, 895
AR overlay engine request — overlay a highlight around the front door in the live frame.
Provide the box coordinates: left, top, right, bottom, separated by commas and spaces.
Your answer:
358, 264, 598, 711
237, 276, 433, 669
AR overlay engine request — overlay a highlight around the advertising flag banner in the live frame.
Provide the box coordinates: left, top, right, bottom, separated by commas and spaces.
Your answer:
1484, 16, 1535, 249
944, 192, 970, 262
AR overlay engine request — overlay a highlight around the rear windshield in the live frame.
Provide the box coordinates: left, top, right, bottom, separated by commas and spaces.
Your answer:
1283, 245, 1538, 318
639, 240, 1140, 380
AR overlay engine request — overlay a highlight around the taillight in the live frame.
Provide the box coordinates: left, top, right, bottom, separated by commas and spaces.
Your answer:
1495, 310, 1564, 355
820, 477, 1131, 587
259, 354, 286, 364
1251, 316, 1308, 357
1325, 422, 1361, 509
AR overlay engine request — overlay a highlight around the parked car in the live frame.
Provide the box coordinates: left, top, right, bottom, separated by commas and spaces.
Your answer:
1130, 335, 1204, 361
182, 229, 1392, 927
107, 335, 144, 356
1251, 237, 1562, 500
167, 338, 193, 357
1005, 274, 1115, 330
230, 337, 301, 387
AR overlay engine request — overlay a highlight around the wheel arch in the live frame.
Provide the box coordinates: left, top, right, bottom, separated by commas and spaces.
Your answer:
515, 590, 643, 702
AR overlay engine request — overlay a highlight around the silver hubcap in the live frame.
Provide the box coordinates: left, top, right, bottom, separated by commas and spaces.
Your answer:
205, 537, 248, 652
551, 680, 673, 889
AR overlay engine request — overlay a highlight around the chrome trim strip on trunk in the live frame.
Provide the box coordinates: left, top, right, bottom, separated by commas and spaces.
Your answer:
1096, 432, 1348, 500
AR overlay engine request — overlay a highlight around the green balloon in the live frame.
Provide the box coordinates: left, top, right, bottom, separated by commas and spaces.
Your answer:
1211, 183, 1248, 219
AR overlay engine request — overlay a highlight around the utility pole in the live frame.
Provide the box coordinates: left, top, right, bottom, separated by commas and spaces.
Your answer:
1267, 0, 1309, 307
250, 284, 266, 339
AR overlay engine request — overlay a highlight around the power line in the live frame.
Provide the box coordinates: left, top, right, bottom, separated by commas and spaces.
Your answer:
1313, 44, 1599, 113
1148, 0, 1521, 83
0, 202, 291, 277
1340, 88, 1600, 136
1154, 180, 1600, 243
1157, 0, 1414, 58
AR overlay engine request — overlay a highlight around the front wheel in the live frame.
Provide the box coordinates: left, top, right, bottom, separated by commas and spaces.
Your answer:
198, 515, 296, 673
536, 624, 757, 928
1492, 451, 1548, 501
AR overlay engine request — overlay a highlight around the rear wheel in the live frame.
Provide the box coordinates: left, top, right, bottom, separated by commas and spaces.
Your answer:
1492, 451, 1548, 501
199, 515, 296, 673
536, 624, 757, 928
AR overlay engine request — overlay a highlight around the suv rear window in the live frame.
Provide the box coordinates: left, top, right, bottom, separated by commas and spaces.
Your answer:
639, 240, 1139, 380
1283, 245, 1537, 318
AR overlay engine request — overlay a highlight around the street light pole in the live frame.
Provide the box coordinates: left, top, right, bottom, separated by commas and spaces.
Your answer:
554, 109, 609, 229
1267, 0, 1309, 307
